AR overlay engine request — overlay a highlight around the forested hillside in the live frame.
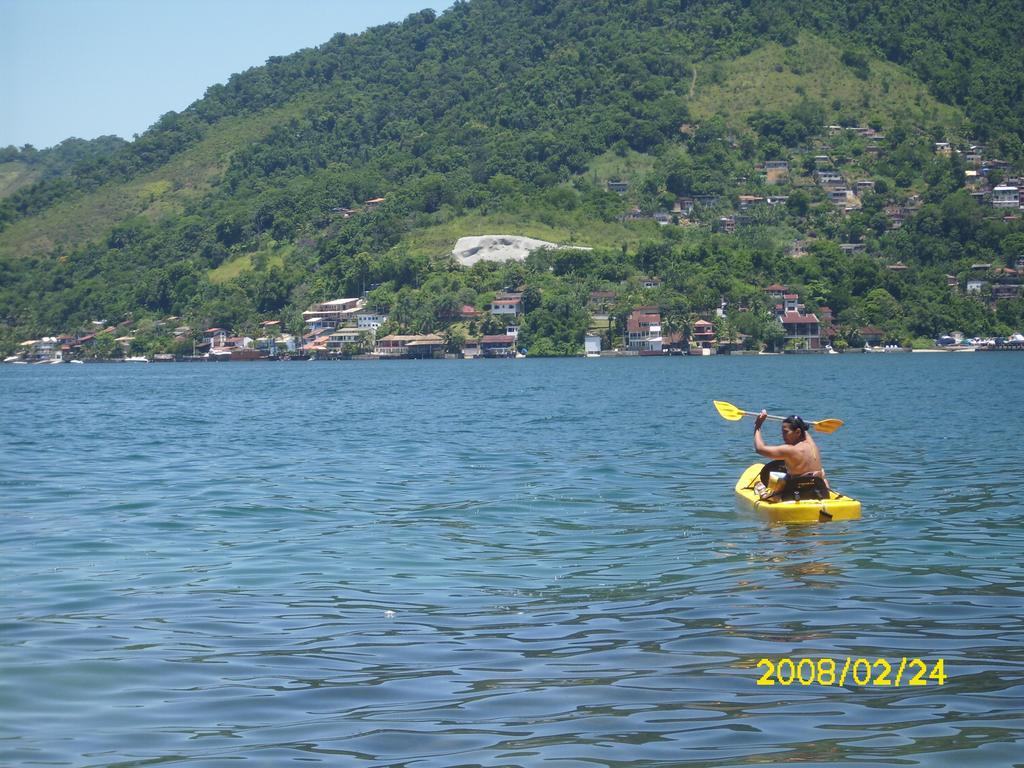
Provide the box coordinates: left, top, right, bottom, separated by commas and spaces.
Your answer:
2, 0, 1023, 357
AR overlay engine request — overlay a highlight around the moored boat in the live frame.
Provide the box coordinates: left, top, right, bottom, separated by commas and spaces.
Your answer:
735, 463, 861, 523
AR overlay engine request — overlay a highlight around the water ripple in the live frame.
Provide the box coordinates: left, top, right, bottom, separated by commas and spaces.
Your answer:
2, 356, 1023, 766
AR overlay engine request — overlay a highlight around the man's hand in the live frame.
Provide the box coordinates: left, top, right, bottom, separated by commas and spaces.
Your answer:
754, 409, 768, 431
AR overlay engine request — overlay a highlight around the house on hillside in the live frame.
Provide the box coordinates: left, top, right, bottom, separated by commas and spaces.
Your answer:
490, 293, 522, 317
356, 309, 388, 330
992, 186, 1020, 208
303, 298, 364, 329
815, 170, 845, 187
829, 189, 855, 207
588, 291, 617, 311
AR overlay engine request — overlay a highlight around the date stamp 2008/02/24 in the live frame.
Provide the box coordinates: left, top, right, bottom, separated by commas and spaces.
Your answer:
756, 657, 947, 687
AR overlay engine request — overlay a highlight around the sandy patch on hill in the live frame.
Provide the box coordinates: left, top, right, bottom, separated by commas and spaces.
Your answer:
452, 235, 588, 266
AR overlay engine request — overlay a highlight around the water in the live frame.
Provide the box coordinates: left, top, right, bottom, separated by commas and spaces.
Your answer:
2, 354, 1022, 767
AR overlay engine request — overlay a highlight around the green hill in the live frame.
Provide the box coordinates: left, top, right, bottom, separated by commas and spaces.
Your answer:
2, 0, 1023, 355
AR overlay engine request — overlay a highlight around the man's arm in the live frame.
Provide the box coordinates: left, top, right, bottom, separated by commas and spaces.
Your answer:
753, 409, 793, 460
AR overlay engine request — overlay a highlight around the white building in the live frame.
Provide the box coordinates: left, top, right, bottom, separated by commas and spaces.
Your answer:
302, 298, 365, 329
356, 310, 388, 330
992, 186, 1020, 208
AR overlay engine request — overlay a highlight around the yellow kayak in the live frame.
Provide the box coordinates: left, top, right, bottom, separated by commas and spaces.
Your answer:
735, 463, 862, 523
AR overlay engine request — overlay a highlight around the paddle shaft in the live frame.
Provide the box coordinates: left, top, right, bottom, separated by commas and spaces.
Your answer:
738, 409, 786, 422
712, 400, 843, 433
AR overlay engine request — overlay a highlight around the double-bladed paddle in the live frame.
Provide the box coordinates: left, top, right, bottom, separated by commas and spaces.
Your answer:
712, 400, 844, 434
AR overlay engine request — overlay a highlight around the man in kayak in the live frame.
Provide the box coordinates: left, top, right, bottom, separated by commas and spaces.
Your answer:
753, 411, 829, 497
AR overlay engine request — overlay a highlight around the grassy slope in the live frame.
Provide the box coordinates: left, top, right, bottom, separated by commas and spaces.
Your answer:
2, 33, 968, 273
0, 95, 319, 259
689, 33, 966, 134
209, 245, 287, 284
0, 161, 42, 200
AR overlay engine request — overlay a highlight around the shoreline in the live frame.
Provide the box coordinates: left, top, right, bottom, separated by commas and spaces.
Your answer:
7, 345, 1024, 365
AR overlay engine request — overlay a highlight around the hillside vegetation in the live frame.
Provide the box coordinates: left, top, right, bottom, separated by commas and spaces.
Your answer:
1, 0, 1023, 356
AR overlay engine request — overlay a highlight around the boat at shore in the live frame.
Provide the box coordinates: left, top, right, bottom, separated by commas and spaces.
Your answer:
735, 463, 861, 523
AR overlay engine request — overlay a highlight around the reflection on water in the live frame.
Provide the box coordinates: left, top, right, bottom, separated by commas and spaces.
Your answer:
1, 355, 1022, 766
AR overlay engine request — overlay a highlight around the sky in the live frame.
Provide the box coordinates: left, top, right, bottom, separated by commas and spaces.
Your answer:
1, 0, 440, 150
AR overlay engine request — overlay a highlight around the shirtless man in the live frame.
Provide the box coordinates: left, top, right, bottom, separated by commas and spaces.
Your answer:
753, 410, 828, 492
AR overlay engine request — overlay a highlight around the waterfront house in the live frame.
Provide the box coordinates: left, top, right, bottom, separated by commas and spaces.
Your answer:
223, 336, 253, 350
203, 328, 228, 347
780, 310, 821, 350
461, 338, 482, 359
692, 319, 716, 350
302, 333, 331, 355
374, 334, 444, 359
625, 307, 662, 354
327, 327, 369, 352
480, 334, 516, 358
858, 327, 885, 346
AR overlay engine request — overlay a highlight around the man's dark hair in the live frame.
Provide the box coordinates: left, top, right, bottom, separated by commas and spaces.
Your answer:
783, 415, 811, 434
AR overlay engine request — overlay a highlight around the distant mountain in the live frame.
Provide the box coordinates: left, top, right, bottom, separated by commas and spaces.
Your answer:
2, 0, 1022, 355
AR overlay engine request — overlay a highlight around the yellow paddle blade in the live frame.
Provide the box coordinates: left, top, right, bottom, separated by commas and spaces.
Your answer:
713, 400, 745, 421
812, 418, 844, 434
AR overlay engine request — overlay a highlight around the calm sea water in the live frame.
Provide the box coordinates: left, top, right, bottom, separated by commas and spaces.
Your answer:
2, 354, 1022, 767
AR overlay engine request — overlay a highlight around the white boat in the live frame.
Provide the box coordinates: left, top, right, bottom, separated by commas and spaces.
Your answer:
70, 359, 84, 364
124, 356, 149, 363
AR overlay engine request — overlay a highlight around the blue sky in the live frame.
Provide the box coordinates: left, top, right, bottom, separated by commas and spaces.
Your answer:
1, 0, 439, 149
